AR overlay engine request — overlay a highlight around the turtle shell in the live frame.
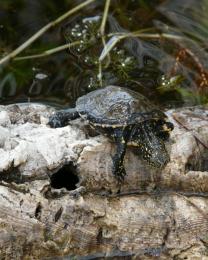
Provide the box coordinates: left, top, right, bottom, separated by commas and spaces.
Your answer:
76, 85, 166, 126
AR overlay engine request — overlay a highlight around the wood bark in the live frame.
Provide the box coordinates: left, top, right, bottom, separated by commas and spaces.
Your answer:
0, 103, 207, 259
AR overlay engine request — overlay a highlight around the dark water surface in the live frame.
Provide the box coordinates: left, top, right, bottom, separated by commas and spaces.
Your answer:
0, 0, 208, 108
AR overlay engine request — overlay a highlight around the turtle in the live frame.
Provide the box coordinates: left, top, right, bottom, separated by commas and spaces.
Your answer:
48, 85, 174, 182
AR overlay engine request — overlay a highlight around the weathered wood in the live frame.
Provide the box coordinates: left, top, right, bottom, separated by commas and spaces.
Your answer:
0, 103, 207, 259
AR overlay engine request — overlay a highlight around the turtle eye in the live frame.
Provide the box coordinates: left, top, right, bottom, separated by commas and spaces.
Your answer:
161, 122, 174, 132
165, 121, 174, 131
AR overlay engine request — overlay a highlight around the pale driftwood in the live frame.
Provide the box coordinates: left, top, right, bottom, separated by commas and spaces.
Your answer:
0, 103, 207, 259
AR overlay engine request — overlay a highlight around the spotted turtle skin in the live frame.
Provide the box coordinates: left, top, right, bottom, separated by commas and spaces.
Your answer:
49, 85, 174, 182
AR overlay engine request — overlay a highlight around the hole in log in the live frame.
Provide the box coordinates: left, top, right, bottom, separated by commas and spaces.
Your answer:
35, 202, 42, 220
50, 163, 79, 190
96, 227, 103, 244
0, 163, 23, 184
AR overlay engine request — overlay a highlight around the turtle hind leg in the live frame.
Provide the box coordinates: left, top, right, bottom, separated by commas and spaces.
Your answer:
48, 108, 79, 128
111, 127, 131, 183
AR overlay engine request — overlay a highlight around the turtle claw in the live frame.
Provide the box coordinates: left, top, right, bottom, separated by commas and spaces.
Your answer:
48, 112, 65, 128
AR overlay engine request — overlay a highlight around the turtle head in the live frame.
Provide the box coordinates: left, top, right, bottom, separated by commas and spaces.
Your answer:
154, 119, 174, 141
130, 122, 170, 168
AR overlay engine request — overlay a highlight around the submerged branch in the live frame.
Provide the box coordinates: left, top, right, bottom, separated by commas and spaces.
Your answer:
99, 30, 187, 61
14, 41, 80, 61
98, 0, 112, 87
0, 0, 96, 66
100, 0, 111, 36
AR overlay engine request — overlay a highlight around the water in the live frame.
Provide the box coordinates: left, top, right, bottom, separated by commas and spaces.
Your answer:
0, 0, 207, 108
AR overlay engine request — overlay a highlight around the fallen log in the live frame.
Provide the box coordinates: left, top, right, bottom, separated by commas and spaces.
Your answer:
0, 103, 207, 259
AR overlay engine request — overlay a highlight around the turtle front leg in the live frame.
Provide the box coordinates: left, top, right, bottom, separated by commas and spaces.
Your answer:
48, 108, 79, 128
112, 127, 130, 183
